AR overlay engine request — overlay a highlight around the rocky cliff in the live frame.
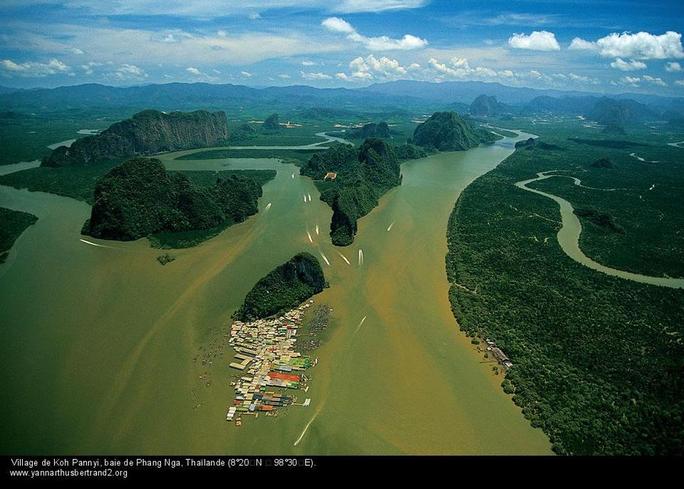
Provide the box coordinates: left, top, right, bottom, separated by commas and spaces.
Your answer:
412, 111, 497, 151
44, 109, 229, 167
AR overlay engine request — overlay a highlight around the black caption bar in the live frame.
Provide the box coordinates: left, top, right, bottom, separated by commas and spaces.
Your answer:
2, 455, 678, 482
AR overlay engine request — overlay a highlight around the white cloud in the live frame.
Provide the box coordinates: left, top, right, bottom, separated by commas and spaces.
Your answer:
114, 63, 147, 81
301, 60, 316, 66
352, 54, 407, 79
581, 31, 684, 60
569, 37, 596, 51
614, 75, 665, 87
666, 61, 682, 72
322, 17, 427, 51
610, 58, 647, 71
240, 71, 253, 78
186, 67, 203, 76
508, 31, 560, 51
300, 71, 332, 80
675, 79, 684, 86
642, 75, 667, 86
427, 56, 498, 80
278, 73, 291, 79
620, 75, 641, 86
0, 58, 70, 77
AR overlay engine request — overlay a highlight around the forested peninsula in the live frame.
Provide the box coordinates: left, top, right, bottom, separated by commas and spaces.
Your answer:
301, 111, 497, 246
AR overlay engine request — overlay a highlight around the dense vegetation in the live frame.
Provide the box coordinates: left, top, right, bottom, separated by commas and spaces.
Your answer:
446, 136, 684, 455
83, 158, 269, 245
347, 122, 391, 139
236, 252, 326, 320
574, 208, 624, 234
0, 160, 273, 207
44, 110, 229, 167
0, 207, 38, 263
412, 111, 498, 151
262, 113, 280, 131
301, 139, 402, 246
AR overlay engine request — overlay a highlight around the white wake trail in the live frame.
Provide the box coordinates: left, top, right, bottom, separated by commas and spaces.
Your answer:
319, 252, 330, 266
315, 224, 319, 235
354, 315, 367, 335
307, 231, 313, 243
265, 202, 272, 211
337, 251, 350, 265
79, 238, 114, 249
387, 221, 395, 232
358, 249, 364, 266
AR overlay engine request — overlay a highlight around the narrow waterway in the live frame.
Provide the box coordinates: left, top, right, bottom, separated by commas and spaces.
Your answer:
0, 132, 551, 454
515, 171, 684, 289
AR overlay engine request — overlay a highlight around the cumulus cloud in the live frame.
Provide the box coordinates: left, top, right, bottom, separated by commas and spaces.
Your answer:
569, 37, 597, 51
642, 75, 667, 86
300, 71, 332, 80
333, 54, 412, 82
322, 17, 427, 50
0, 58, 70, 77
114, 63, 147, 80
666, 61, 682, 72
610, 58, 647, 71
675, 80, 684, 86
619, 75, 641, 87
572, 31, 684, 59
428, 57, 498, 79
615, 75, 665, 87
508, 31, 560, 51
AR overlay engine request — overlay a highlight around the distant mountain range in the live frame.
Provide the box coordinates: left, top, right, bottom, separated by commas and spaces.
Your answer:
0, 80, 682, 121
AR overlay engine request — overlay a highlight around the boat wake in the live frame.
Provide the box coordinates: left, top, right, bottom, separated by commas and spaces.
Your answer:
79, 238, 116, 249
358, 249, 364, 266
353, 315, 367, 335
319, 251, 330, 266
336, 251, 350, 265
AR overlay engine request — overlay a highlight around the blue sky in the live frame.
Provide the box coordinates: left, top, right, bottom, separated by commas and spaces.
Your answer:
1, 0, 684, 95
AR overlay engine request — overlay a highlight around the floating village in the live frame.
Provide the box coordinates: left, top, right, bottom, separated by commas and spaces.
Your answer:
226, 300, 318, 426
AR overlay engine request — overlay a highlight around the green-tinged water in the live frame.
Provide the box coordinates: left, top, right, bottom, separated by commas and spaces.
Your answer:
0, 134, 550, 454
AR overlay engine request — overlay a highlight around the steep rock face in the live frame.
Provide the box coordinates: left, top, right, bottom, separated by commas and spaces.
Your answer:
469, 95, 505, 117
236, 253, 326, 320
412, 111, 496, 151
44, 109, 229, 167
84, 157, 262, 241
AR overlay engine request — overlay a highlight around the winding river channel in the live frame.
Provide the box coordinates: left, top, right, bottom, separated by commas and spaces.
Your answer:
0, 131, 551, 454
516, 171, 684, 289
